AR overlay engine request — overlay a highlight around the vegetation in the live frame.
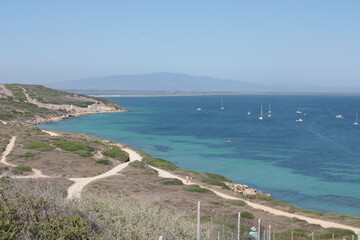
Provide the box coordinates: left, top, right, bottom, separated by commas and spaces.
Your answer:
240, 211, 254, 219
0, 180, 198, 240
200, 176, 230, 190
11, 152, 37, 159
95, 159, 112, 165
23, 142, 54, 152
12, 165, 33, 175
144, 157, 178, 171
204, 172, 234, 183
157, 178, 183, 185
55, 141, 94, 157
227, 199, 246, 206
129, 160, 147, 169
184, 185, 215, 194
102, 146, 129, 161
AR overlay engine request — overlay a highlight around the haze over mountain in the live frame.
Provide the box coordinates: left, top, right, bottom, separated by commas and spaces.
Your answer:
46, 72, 266, 92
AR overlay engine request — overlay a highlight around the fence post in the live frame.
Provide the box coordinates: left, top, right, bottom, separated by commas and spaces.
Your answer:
258, 219, 261, 240
217, 231, 220, 240
159, 236, 163, 240
291, 231, 293, 240
269, 225, 271, 240
237, 212, 241, 240
311, 232, 314, 240
197, 201, 201, 240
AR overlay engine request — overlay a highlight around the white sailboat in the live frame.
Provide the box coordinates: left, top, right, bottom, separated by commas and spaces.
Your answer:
296, 118, 304, 123
197, 107, 202, 112
247, 105, 251, 115
259, 104, 263, 120
267, 104, 272, 118
220, 99, 224, 110
354, 112, 359, 126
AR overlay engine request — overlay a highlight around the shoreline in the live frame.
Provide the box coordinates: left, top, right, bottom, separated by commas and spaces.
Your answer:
28, 109, 126, 125
35, 111, 360, 225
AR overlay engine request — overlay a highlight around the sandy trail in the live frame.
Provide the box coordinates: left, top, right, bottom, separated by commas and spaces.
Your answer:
150, 166, 360, 232
1, 136, 17, 167
0, 136, 48, 178
67, 148, 142, 200
42, 130, 60, 136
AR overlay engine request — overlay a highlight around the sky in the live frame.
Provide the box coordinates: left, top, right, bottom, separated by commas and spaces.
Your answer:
0, 1, 359, 90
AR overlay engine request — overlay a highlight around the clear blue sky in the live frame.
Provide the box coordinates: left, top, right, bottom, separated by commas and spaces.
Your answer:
1, 0, 359, 89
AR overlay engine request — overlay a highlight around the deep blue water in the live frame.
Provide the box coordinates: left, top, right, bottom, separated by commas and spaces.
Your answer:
38, 95, 360, 216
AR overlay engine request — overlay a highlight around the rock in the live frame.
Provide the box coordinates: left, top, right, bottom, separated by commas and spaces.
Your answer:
226, 182, 271, 198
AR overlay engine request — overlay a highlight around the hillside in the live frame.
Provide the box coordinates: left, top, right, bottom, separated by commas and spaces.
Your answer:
45, 72, 265, 92
0, 84, 124, 124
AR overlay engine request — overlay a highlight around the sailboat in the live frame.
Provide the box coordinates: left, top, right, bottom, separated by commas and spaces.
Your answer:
220, 99, 224, 110
259, 105, 263, 120
354, 112, 359, 126
267, 104, 272, 118
247, 105, 251, 115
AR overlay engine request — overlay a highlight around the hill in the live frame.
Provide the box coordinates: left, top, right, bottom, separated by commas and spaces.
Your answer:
45, 72, 264, 92
0, 83, 124, 124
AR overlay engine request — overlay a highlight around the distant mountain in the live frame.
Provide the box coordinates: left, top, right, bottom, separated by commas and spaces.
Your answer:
45, 72, 265, 92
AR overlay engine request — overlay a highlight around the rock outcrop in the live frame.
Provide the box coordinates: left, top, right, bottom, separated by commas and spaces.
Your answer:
226, 182, 272, 198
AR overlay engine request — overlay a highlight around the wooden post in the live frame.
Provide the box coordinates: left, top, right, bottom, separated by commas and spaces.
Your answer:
291, 231, 293, 240
269, 225, 271, 240
159, 236, 163, 240
332, 233, 334, 240
217, 231, 220, 240
258, 219, 261, 240
237, 212, 241, 240
197, 201, 201, 240
311, 232, 314, 240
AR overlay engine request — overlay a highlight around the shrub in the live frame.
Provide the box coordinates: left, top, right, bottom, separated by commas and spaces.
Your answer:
157, 178, 183, 185
95, 159, 112, 165
15, 152, 37, 158
228, 200, 246, 206
318, 228, 355, 239
0, 179, 93, 239
12, 165, 32, 175
184, 185, 215, 194
102, 146, 129, 161
144, 157, 178, 171
204, 172, 234, 183
200, 177, 230, 190
129, 160, 147, 169
80, 194, 198, 240
23, 142, 54, 151
55, 141, 94, 157
240, 211, 254, 219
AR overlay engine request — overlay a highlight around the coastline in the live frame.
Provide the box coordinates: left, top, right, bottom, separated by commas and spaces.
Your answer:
27, 109, 126, 125
34, 110, 360, 232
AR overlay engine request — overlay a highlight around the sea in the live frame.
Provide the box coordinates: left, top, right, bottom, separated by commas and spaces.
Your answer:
38, 95, 360, 217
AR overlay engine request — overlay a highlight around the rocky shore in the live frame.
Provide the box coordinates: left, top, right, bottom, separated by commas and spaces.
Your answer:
226, 182, 272, 198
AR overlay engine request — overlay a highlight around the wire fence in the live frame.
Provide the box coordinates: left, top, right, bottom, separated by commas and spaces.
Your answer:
158, 201, 359, 240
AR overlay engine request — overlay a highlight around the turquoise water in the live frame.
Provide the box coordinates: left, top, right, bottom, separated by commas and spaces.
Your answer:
38, 95, 360, 216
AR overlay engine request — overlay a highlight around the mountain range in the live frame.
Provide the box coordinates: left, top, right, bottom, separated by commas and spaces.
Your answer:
45, 72, 266, 92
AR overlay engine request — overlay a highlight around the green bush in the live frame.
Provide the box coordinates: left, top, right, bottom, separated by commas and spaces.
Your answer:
200, 177, 230, 190
129, 160, 147, 169
184, 185, 215, 194
16, 152, 37, 158
144, 157, 178, 171
157, 178, 183, 185
12, 165, 32, 174
227, 200, 246, 206
55, 141, 94, 157
23, 142, 54, 151
0, 180, 92, 239
240, 211, 254, 219
102, 146, 129, 161
204, 172, 234, 183
95, 159, 112, 165
318, 228, 355, 239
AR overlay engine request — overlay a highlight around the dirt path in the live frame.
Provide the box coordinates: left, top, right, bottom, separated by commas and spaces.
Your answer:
149, 166, 360, 233
0, 136, 48, 178
42, 130, 60, 136
1, 136, 17, 167
67, 148, 142, 200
